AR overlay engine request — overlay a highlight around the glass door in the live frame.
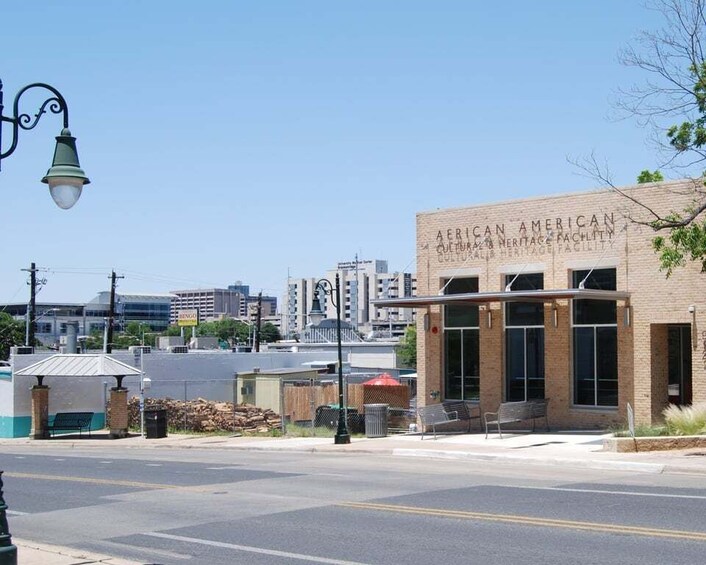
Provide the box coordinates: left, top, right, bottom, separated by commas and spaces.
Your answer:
668, 325, 692, 405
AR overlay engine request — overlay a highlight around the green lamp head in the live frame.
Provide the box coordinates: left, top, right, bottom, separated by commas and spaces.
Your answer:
41, 128, 90, 210
309, 294, 325, 325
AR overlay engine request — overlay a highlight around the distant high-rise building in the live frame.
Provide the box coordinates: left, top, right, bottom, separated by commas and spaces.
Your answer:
282, 259, 416, 339
86, 291, 173, 333
171, 284, 278, 324
170, 288, 243, 323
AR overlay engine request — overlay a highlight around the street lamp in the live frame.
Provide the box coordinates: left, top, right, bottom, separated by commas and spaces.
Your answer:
1, 78, 88, 565
0, 78, 90, 209
310, 274, 351, 445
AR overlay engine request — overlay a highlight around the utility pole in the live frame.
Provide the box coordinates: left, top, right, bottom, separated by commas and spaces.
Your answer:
21, 263, 45, 348
254, 292, 262, 352
105, 270, 124, 354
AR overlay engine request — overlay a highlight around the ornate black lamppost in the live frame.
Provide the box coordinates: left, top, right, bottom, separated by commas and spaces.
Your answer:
309, 274, 351, 444
0, 78, 90, 209
0, 78, 88, 565
0, 471, 16, 564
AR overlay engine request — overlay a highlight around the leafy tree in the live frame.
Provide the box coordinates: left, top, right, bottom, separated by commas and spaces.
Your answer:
112, 332, 140, 349
636, 170, 664, 184
576, 1, 706, 275
162, 325, 184, 337
621, 1, 706, 275
125, 321, 142, 336
197, 318, 251, 344
84, 329, 104, 351
259, 322, 281, 343
397, 324, 417, 369
0, 312, 26, 360
652, 215, 706, 275
231, 320, 252, 344
195, 321, 220, 338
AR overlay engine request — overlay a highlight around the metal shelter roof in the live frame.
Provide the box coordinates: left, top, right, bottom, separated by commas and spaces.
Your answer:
372, 288, 630, 308
14, 354, 142, 377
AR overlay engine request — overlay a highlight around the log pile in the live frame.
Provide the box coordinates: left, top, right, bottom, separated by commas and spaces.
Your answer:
125, 397, 282, 433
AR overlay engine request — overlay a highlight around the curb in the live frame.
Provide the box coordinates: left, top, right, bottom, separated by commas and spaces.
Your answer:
3, 438, 706, 476
13, 538, 142, 565
391, 448, 668, 473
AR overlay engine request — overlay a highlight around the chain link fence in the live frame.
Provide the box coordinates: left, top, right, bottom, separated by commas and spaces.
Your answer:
108, 373, 417, 437
282, 373, 417, 437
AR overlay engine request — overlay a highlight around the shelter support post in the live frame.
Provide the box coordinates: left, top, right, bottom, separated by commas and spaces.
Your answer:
109, 388, 129, 438
30, 385, 50, 440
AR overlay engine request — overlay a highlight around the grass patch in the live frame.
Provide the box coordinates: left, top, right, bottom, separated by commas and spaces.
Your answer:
612, 424, 669, 438
283, 424, 336, 438
282, 424, 367, 439
611, 404, 706, 437
663, 404, 706, 436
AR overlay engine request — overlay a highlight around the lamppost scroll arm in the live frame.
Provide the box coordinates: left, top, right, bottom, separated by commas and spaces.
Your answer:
0, 80, 70, 161
314, 278, 338, 311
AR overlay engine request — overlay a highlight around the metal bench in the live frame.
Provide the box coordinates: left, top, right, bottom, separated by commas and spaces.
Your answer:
418, 401, 480, 439
484, 399, 549, 439
48, 412, 94, 438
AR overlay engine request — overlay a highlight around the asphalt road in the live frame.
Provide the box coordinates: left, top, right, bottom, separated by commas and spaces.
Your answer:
3, 446, 706, 564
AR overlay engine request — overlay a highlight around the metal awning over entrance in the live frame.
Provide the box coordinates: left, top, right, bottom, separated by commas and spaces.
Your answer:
372, 288, 630, 308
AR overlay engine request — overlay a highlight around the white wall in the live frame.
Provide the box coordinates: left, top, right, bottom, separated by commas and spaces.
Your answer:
6, 350, 338, 419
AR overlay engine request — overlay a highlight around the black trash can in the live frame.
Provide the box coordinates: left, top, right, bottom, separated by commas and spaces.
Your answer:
144, 408, 168, 439
314, 405, 339, 429
347, 412, 365, 434
364, 404, 389, 438
315, 405, 361, 431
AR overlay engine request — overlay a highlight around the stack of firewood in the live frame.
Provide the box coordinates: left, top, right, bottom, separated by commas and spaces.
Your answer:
123, 397, 282, 433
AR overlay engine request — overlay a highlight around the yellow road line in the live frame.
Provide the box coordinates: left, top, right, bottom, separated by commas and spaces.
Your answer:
4, 472, 213, 492
339, 502, 706, 542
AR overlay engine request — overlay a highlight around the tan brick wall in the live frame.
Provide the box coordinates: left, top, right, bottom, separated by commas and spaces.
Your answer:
416, 180, 706, 428
693, 326, 706, 404
617, 303, 634, 424
544, 302, 569, 427
479, 305, 502, 414
30, 386, 50, 439
649, 324, 669, 423
109, 388, 129, 438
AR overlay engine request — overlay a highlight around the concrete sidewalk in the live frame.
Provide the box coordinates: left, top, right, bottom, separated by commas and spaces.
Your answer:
12, 538, 142, 565
4, 429, 706, 564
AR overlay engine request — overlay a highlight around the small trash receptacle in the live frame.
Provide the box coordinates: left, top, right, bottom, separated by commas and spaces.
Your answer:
364, 404, 389, 438
314, 405, 339, 428
144, 408, 168, 439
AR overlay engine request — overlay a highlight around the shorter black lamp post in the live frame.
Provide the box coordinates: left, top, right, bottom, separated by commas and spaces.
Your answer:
0, 78, 90, 209
0, 471, 16, 564
309, 274, 351, 445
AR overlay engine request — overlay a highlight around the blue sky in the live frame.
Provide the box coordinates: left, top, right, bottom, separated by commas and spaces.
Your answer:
1, 1, 665, 304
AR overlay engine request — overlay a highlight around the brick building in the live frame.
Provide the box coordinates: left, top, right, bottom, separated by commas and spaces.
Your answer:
375, 179, 705, 428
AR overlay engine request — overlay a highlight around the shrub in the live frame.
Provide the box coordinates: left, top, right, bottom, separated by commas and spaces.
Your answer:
611, 424, 668, 437
663, 404, 706, 436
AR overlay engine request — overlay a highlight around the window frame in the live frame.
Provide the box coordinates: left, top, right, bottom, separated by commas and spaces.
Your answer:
571, 268, 618, 408
504, 273, 545, 402
442, 277, 480, 402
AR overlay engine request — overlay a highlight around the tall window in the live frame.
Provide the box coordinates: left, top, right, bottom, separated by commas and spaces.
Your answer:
505, 273, 545, 401
443, 278, 479, 401
572, 268, 617, 407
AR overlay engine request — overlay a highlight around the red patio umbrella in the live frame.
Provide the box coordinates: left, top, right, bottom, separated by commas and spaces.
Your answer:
363, 373, 402, 386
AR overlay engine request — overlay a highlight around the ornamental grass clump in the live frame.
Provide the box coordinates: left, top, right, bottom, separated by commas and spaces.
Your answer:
663, 403, 706, 436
